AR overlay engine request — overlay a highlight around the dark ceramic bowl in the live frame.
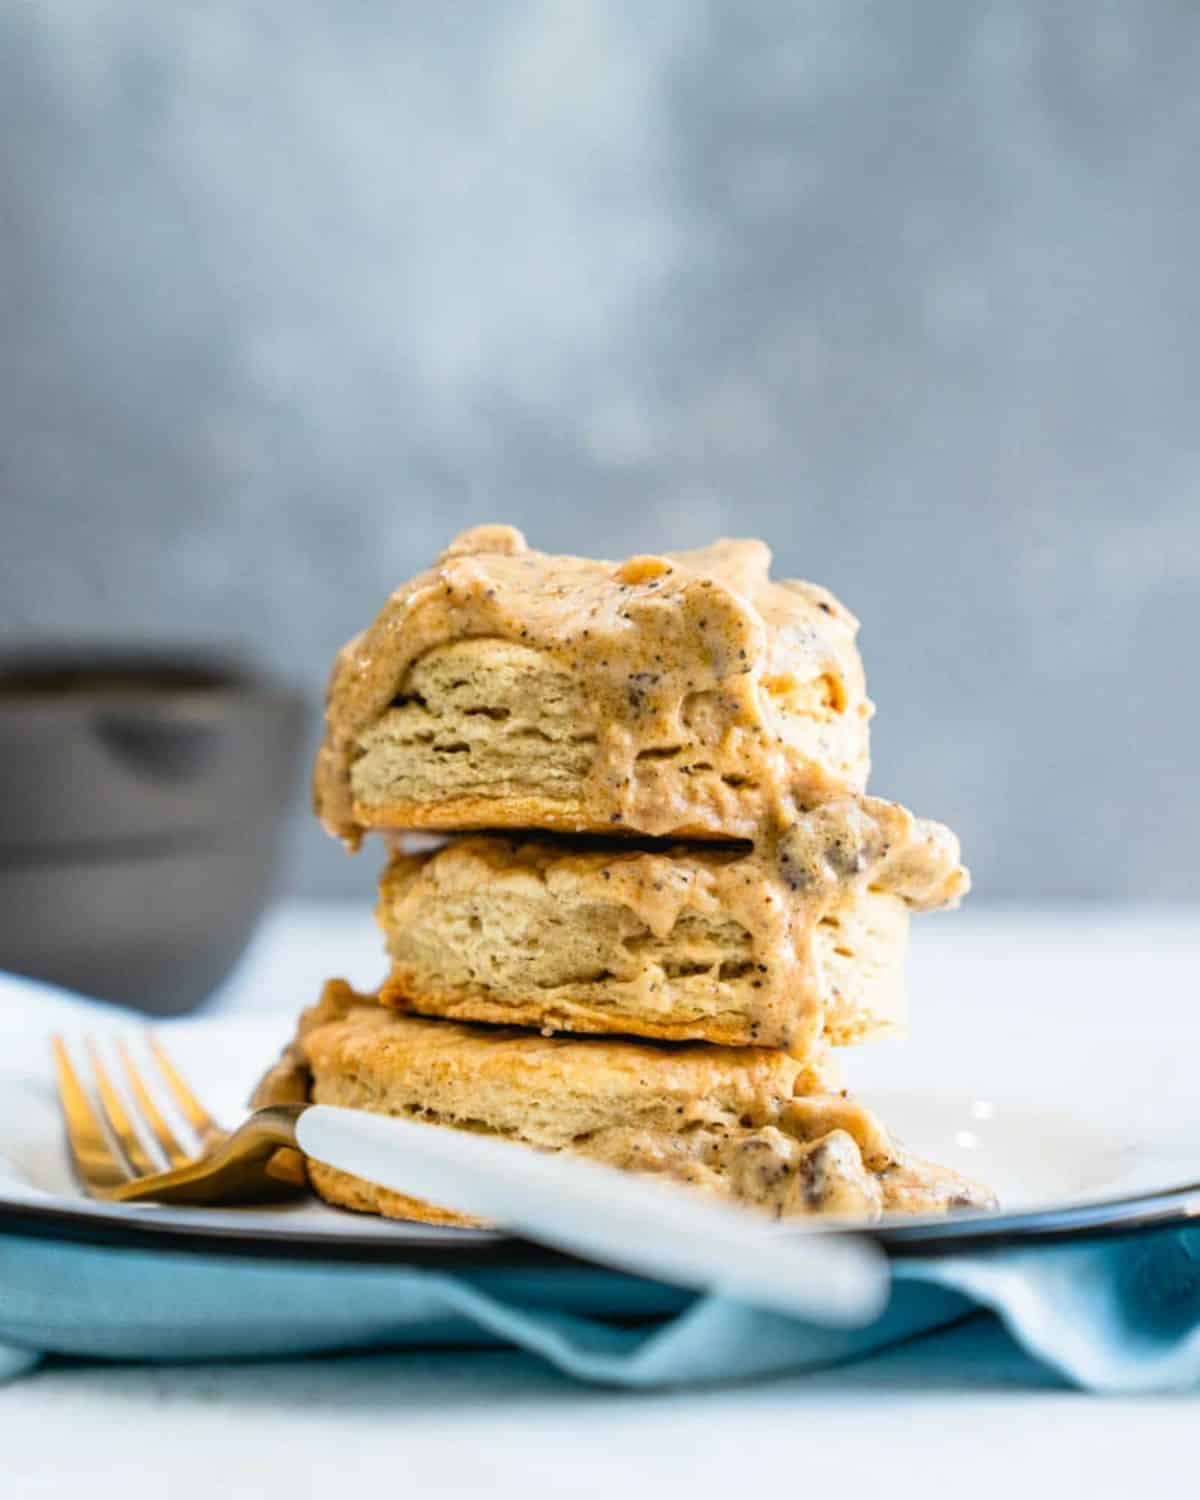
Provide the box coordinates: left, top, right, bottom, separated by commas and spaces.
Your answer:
0, 649, 308, 1014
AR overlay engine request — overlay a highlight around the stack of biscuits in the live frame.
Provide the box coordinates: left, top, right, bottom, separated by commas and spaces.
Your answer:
258, 525, 993, 1223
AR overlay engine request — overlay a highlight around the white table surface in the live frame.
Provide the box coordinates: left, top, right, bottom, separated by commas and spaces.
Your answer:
4, 901, 1197, 1499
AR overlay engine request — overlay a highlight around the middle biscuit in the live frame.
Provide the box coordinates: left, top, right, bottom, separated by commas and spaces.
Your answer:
377, 815, 965, 1052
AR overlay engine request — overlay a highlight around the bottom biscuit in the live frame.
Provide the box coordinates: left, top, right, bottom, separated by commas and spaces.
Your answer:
306, 1160, 484, 1227
255, 980, 994, 1224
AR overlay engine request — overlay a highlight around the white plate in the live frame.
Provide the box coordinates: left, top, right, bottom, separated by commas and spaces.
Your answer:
2, 959, 1198, 1261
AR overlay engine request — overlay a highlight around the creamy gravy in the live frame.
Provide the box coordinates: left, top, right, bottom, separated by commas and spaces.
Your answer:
315, 524, 872, 844
315, 526, 967, 1056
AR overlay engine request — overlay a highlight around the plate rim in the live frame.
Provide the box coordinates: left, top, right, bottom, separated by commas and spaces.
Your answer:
4, 1179, 1198, 1268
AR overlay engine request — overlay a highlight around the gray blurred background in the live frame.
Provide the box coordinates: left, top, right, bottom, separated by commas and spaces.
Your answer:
3, 2, 1197, 904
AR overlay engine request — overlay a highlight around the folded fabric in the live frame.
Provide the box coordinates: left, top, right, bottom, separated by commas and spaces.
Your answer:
1, 1222, 1198, 1391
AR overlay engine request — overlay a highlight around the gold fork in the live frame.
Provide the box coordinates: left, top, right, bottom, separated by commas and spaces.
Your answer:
53, 1035, 309, 1204
51, 1037, 892, 1326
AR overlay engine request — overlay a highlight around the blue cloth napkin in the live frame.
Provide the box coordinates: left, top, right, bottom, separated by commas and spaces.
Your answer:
2, 1223, 1199, 1390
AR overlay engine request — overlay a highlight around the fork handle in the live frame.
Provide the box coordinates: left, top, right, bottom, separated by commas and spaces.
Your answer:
106, 1104, 307, 1205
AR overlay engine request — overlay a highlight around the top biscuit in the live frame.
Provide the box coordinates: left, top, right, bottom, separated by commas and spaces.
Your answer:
315, 525, 872, 845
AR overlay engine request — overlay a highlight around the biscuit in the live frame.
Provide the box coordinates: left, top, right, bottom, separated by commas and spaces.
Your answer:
254, 982, 995, 1225
375, 834, 914, 1050
314, 525, 873, 846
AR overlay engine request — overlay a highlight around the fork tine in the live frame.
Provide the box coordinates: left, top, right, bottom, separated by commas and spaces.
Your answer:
86, 1039, 159, 1176
118, 1042, 190, 1168
147, 1035, 224, 1149
52, 1037, 131, 1193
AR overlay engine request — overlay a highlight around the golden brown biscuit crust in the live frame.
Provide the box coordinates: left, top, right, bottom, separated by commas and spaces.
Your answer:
300, 982, 834, 1135
306, 1162, 484, 1228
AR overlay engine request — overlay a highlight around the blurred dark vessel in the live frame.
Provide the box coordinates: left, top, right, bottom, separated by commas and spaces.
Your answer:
0, 648, 307, 1014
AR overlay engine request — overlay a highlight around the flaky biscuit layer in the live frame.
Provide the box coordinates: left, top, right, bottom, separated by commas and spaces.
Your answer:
376, 835, 912, 1050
